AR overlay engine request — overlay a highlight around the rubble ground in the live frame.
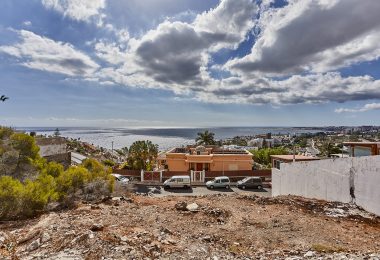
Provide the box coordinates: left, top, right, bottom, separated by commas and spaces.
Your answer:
1, 194, 379, 259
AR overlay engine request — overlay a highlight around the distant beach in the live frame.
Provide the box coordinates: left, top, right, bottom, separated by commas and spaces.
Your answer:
17, 127, 321, 151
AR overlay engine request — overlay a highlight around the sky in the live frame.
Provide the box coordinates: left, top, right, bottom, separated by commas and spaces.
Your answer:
1, 0, 380, 128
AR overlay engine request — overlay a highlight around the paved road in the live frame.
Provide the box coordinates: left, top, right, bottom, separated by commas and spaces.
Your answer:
133, 184, 271, 197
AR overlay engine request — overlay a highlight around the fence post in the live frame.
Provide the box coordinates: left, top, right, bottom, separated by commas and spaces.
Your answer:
141, 169, 144, 182
160, 171, 163, 183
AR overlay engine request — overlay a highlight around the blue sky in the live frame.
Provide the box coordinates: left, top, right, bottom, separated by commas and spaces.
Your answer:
1, 0, 380, 127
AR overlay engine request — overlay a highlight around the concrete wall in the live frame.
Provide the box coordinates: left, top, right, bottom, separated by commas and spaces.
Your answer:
36, 137, 67, 157
272, 156, 380, 216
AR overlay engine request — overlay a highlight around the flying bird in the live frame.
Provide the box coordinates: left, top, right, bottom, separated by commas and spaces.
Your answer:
0, 95, 9, 102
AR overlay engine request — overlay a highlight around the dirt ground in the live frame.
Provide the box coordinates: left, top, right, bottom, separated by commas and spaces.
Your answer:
1, 194, 379, 259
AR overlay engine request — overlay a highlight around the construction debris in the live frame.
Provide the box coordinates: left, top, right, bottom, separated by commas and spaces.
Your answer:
0, 194, 379, 259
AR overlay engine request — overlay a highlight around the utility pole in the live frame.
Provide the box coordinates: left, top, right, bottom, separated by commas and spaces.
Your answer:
111, 141, 114, 156
222, 145, 225, 176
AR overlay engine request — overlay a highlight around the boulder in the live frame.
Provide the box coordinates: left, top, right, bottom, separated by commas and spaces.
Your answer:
27, 239, 41, 251
175, 201, 188, 211
186, 203, 199, 212
90, 224, 104, 232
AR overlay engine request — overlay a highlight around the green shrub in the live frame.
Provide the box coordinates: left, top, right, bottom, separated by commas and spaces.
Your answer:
0, 127, 13, 140
56, 166, 90, 197
43, 161, 64, 178
250, 147, 289, 168
102, 159, 116, 167
0, 141, 115, 220
10, 133, 40, 161
21, 173, 58, 218
0, 176, 23, 220
0, 174, 58, 220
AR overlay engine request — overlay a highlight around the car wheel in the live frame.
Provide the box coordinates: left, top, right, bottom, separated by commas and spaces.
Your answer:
257, 185, 263, 190
226, 185, 230, 189
164, 185, 170, 189
210, 185, 214, 189
242, 185, 246, 190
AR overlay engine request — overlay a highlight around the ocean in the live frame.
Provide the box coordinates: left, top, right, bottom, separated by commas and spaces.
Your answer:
17, 127, 321, 151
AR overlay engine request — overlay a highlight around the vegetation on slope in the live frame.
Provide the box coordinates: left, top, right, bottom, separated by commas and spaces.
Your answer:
0, 126, 114, 220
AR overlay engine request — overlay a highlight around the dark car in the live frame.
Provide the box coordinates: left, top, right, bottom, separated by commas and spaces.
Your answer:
236, 177, 263, 190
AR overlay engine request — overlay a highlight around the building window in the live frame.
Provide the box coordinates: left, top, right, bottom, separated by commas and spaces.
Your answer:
354, 146, 371, 157
275, 160, 282, 169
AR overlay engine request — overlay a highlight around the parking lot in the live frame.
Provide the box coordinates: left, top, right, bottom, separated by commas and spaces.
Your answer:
133, 184, 271, 197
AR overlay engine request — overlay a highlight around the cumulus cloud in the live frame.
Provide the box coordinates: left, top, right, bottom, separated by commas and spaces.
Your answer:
6, 0, 380, 109
335, 103, 380, 113
198, 73, 380, 105
94, 41, 128, 65
91, 0, 380, 107
0, 30, 99, 76
41, 0, 105, 23
131, 0, 257, 85
226, 0, 380, 76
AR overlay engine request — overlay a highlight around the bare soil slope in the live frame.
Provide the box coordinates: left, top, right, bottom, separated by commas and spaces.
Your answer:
1, 194, 379, 259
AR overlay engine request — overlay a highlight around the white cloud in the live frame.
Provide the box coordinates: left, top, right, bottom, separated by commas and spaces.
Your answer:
335, 103, 380, 113
6, 0, 380, 109
94, 41, 127, 65
226, 0, 380, 76
0, 30, 99, 76
23, 21, 32, 26
41, 0, 106, 23
198, 73, 380, 105
91, 0, 380, 107
105, 0, 258, 87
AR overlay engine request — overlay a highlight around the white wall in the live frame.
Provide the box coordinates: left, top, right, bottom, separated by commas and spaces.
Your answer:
272, 156, 380, 216
39, 143, 67, 157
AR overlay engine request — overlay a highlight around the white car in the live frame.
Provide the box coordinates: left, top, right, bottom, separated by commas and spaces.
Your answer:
111, 174, 129, 185
164, 176, 191, 189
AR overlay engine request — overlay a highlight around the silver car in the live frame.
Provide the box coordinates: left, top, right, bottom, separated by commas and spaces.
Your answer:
206, 176, 230, 189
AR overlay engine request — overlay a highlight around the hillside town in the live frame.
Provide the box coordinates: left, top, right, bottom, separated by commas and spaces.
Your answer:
1, 0, 380, 259
1, 125, 379, 259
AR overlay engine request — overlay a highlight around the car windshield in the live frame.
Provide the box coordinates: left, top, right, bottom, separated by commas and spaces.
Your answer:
241, 177, 249, 182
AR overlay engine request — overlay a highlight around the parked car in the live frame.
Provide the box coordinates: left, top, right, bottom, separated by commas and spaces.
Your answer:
237, 177, 263, 190
164, 176, 191, 189
111, 174, 129, 185
206, 176, 230, 189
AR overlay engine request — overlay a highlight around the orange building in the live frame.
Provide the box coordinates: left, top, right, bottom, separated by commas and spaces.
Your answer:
158, 145, 253, 172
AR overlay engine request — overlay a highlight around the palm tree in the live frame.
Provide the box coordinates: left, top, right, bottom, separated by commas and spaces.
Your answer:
127, 140, 158, 170
196, 130, 216, 145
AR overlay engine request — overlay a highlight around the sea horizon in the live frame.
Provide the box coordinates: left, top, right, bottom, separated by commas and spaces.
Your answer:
16, 126, 327, 151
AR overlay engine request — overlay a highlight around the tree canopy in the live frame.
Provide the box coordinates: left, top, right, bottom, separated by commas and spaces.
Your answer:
250, 147, 289, 168
127, 140, 158, 170
195, 130, 216, 145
